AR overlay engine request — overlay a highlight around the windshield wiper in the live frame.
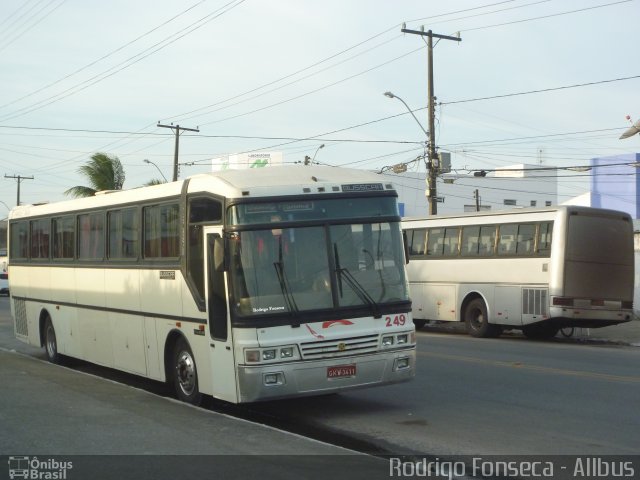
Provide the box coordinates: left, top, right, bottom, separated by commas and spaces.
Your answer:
334, 243, 381, 318
273, 235, 299, 314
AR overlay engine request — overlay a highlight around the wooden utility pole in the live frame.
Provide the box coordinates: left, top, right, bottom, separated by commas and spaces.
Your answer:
157, 123, 200, 181
400, 26, 461, 215
4, 174, 34, 206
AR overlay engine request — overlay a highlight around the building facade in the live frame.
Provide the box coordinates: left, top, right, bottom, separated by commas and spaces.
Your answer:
391, 164, 558, 217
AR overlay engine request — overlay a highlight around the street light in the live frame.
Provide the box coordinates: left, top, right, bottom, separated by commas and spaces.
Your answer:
383, 92, 429, 137
384, 90, 438, 215
143, 159, 168, 182
302, 144, 325, 166
312, 144, 325, 163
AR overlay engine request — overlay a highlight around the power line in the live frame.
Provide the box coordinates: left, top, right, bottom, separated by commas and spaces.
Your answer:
461, 0, 632, 33
0, 0, 66, 54
441, 75, 640, 106
0, 0, 208, 111
0, 0, 247, 123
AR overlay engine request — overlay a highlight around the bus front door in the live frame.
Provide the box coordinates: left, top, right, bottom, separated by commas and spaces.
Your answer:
205, 230, 238, 403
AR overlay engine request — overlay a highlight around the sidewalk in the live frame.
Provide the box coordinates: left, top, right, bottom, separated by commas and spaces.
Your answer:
0, 348, 389, 480
419, 318, 640, 346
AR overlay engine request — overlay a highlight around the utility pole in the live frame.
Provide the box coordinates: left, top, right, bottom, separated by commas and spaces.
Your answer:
401, 26, 461, 215
157, 123, 200, 181
474, 189, 480, 212
4, 174, 34, 206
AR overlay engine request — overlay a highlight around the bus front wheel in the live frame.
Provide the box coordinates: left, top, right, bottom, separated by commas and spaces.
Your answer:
464, 298, 501, 338
172, 338, 203, 406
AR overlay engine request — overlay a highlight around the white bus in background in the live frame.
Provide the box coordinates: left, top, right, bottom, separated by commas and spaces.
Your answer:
9, 166, 415, 404
403, 206, 634, 339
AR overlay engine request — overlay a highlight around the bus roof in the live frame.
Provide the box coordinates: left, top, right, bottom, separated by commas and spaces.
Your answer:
402, 205, 631, 225
8, 166, 395, 219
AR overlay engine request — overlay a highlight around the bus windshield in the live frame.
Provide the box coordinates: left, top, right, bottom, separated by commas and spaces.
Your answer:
228, 221, 408, 318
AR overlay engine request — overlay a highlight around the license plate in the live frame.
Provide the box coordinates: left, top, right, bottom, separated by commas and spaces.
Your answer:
327, 365, 356, 378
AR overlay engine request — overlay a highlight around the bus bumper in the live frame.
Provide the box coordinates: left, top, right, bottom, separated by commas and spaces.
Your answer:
236, 348, 415, 403
549, 306, 633, 327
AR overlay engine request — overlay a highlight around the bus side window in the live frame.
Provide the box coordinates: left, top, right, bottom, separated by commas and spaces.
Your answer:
498, 224, 517, 255
537, 221, 553, 255
461, 226, 480, 256
479, 225, 496, 256
516, 224, 536, 255
409, 228, 427, 256
443, 227, 460, 257
426, 228, 444, 256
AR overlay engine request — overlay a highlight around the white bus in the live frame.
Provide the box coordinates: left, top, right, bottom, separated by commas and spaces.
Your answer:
9, 166, 415, 404
403, 205, 634, 339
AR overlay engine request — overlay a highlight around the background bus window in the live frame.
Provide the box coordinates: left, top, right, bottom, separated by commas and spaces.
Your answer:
443, 227, 460, 256
408, 228, 426, 256
498, 224, 517, 255
516, 224, 536, 255
461, 226, 480, 256
479, 225, 496, 256
52, 216, 75, 259
426, 228, 444, 256
30, 218, 50, 259
79, 213, 104, 260
10, 221, 29, 260
537, 221, 553, 255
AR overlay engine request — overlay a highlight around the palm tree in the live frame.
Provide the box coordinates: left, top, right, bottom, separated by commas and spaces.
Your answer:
144, 178, 167, 186
65, 152, 125, 198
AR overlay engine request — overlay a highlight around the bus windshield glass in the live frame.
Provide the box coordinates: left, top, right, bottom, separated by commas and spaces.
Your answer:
228, 221, 408, 318
227, 196, 398, 225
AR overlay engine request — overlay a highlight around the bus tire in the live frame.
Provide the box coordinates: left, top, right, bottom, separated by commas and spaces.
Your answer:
522, 323, 559, 340
413, 319, 427, 330
44, 316, 61, 364
172, 337, 203, 406
464, 298, 501, 338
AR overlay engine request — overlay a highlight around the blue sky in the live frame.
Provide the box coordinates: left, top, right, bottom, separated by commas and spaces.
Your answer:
0, 0, 638, 211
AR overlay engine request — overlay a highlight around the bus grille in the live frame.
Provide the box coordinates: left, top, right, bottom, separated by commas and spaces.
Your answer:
14, 298, 28, 336
523, 288, 548, 316
300, 334, 379, 360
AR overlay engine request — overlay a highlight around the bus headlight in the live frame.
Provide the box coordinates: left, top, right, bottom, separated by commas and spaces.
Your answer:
397, 334, 408, 344
382, 336, 394, 347
262, 349, 276, 361
280, 347, 294, 358
244, 345, 300, 364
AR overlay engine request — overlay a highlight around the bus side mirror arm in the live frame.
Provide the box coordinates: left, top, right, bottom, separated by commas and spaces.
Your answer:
214, 237, 226, 272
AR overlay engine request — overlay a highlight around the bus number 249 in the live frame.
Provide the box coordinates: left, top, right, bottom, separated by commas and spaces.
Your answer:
385, 315, 406, 327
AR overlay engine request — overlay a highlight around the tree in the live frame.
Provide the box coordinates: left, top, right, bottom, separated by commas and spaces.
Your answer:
65, 153, 125, 198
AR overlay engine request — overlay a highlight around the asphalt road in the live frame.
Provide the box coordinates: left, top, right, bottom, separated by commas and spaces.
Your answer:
1, 296, 639, 458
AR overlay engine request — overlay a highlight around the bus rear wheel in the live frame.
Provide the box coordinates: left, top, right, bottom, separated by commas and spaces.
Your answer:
413, 319, 427, 330
172, 338, 203, 406
44, 317, 61, 364
522, 322, 559, 340
464, 298, 501, 338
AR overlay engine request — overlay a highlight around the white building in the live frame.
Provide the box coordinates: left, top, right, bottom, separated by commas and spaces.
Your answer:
391, 164, 558, 217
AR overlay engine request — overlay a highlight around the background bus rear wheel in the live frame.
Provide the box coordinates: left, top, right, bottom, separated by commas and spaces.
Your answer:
173, 338, 203, 406
413, 319, 427, 330
464, 298, 501, 338
44, 317, 61, 364
522, 322, 559, 340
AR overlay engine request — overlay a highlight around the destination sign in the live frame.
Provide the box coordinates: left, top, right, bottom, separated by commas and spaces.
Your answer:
341, 183, 384, 192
